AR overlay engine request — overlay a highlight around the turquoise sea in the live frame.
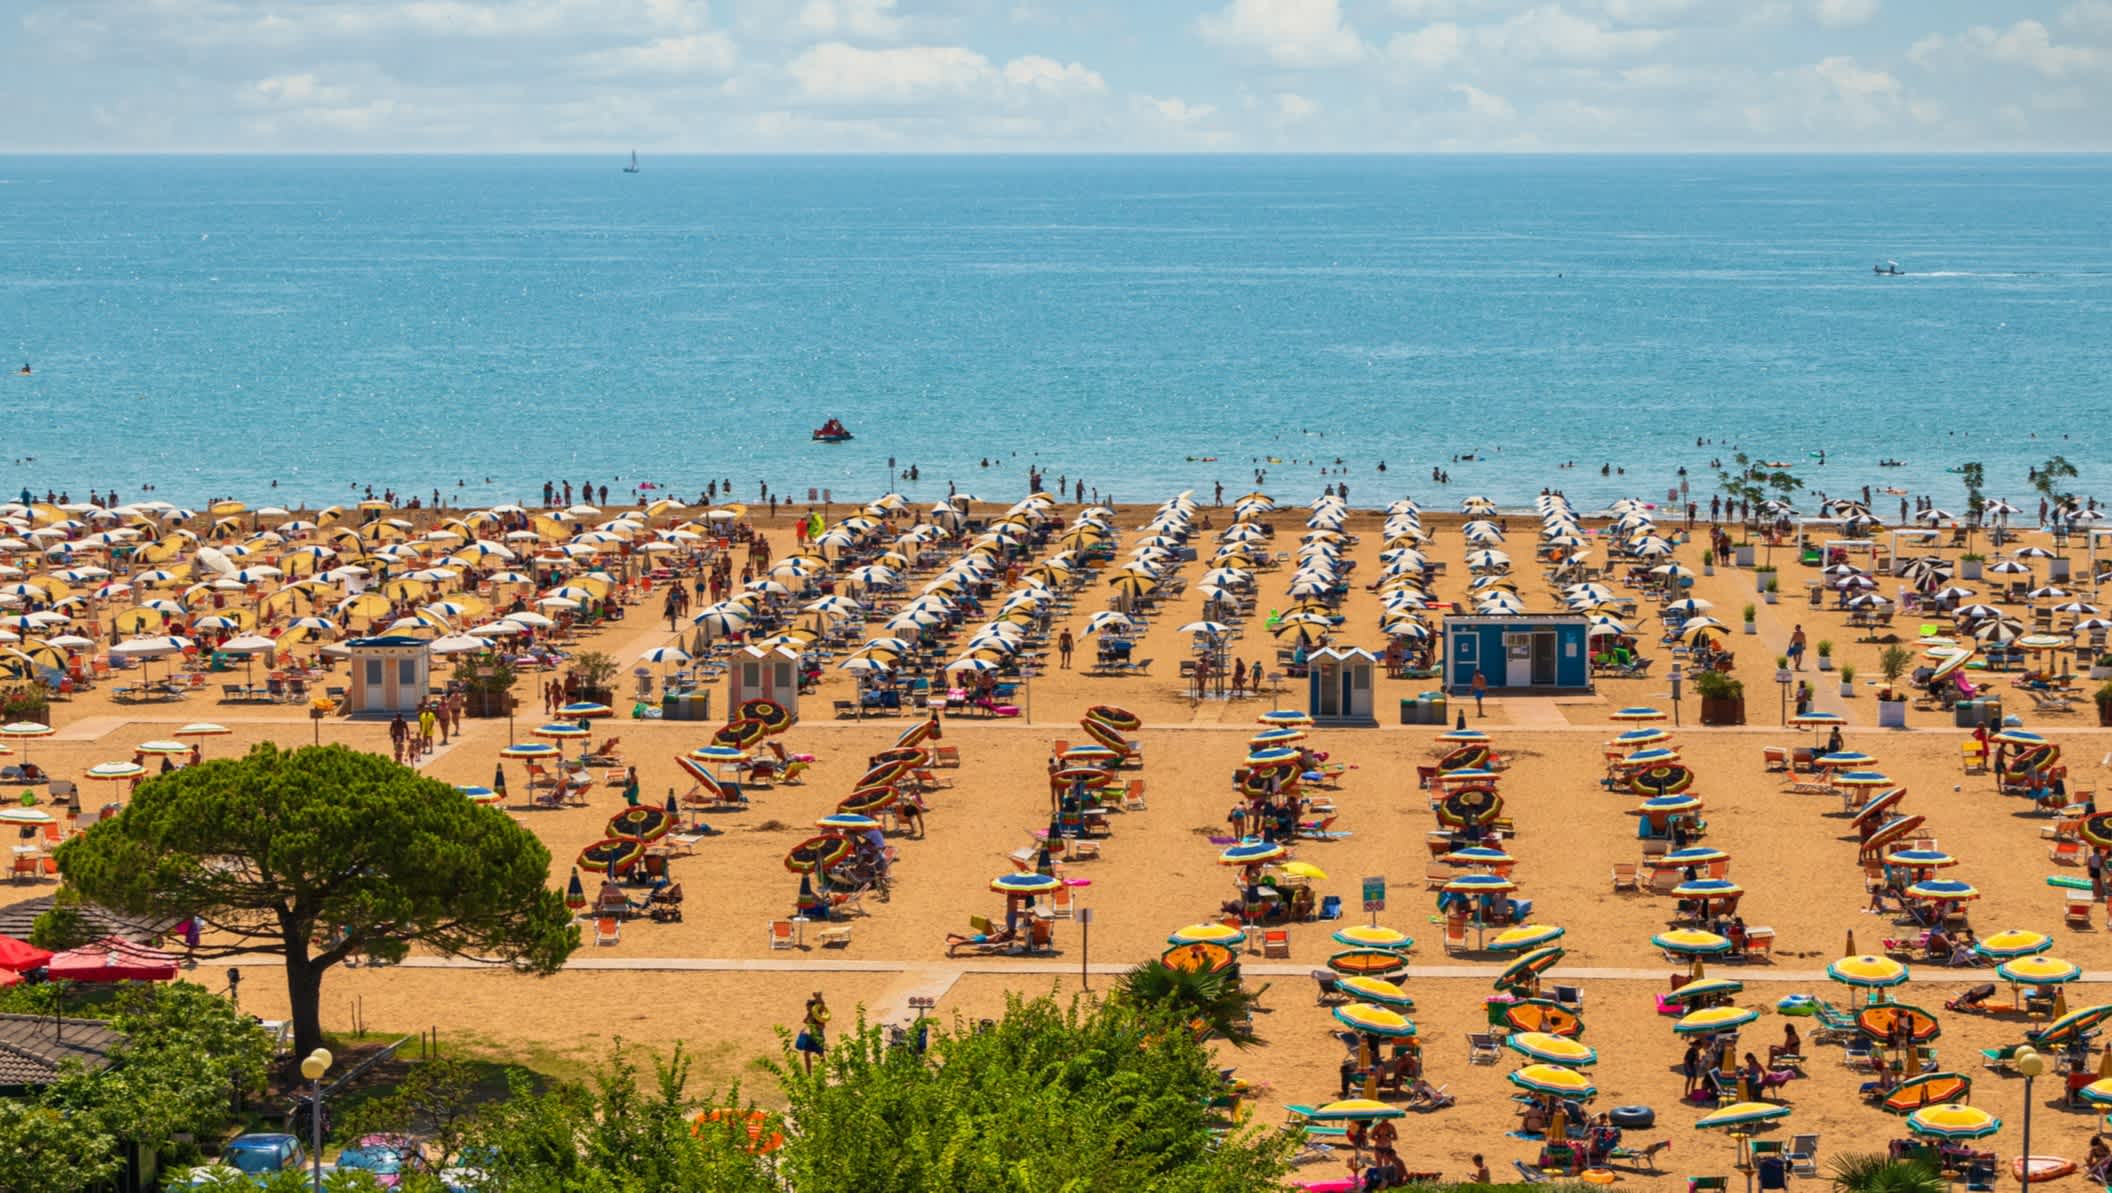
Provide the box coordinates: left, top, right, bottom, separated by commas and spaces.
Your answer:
2, 155, 2108, 512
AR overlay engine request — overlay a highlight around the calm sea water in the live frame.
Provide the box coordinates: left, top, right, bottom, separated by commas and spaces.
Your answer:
3, 155, 2108, 513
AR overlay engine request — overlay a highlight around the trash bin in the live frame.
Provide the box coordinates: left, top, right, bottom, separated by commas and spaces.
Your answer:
1400, 698, 1419, 726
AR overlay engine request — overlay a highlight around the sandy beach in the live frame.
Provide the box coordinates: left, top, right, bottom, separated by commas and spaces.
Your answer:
10, 490, 2112, 1186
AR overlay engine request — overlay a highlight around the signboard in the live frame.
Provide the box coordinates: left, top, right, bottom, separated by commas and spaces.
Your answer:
1077, 908, 1094, 926
1361, 876, 1387, 913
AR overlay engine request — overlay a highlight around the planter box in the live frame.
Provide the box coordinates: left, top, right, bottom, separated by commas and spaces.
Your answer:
1840, 682, 1855, 699
1763, 592, 1779, 604
2090, 665, 2112, 681
1735, 545, 1755, 568
578, 685, 615, 708
1959, 561, 1983, 580
1743, 620, 1757, 635
1703, 564, 1715, 576
465, 690, 516, 718
1699, 695, 1746, 726
2099, 699, 2112, 728
1817, 656, 1834, 672
1755, 571, 1774, 593
1877, 699, 1909, 729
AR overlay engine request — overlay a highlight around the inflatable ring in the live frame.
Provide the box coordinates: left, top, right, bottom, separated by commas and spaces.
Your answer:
1085, 704, 1141, 732
2013, 1158, 2076, 1184
1583, 1170, 1616, 1186
1609, 1106, 1655, 1129
740, 698, 793, 735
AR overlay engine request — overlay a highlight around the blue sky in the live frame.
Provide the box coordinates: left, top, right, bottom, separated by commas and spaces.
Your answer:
7, 0, 2111, 151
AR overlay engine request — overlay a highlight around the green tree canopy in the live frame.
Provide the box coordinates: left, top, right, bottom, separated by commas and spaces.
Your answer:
57, 744, 578, 1057
1114, 958, 1263, 1047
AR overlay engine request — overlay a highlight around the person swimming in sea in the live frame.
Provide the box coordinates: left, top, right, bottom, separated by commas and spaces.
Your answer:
15, 362, 28, 376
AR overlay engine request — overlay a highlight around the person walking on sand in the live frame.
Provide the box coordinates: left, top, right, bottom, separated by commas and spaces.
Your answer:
1057, 627, 1074, 670
388, 713, 408, 763
418, 703, 437, 755
796, 991, 831, 1075
1788, 624, 1807, 670
1471, 669, 1488, 717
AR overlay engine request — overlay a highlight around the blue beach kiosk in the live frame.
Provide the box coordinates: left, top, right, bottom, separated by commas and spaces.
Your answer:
1443, 614, 1593, 696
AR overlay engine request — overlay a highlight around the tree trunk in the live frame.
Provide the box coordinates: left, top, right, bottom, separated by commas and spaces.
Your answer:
284, 953, 328, 1060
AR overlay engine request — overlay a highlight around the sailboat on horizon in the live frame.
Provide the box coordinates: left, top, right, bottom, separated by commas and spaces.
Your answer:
623, 150, 640, 174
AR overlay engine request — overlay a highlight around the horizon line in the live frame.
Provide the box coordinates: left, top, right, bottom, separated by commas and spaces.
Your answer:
4, 149, 2112, 158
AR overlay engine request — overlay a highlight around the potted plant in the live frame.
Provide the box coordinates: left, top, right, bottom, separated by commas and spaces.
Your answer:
1839, 663, 1857, 699
461, 650, 517, 718
1958, 552, 1984, 581
1877, 645, 1911, 728
1734, 541, 1755, 568
1763, 576, 1780, 605
0, 683, 49, 728
1742, 604, 1758, 635
1701, 548, 1715, 576
2091, 654, 2112, 682
2097, 681, 2112, 728
1815, 640, 1834, 672
572, 650, 620, 707
1694, 669, 1745, 726
1754, 565, 1776, 594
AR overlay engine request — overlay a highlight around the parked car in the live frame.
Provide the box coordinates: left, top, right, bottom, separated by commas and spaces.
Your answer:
184, 1134, 307, 1186
334, 1135, 425, 1189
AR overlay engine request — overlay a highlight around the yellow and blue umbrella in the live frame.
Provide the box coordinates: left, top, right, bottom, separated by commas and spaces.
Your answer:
1884, 849, 1957, 870
1170, 923, 1247, 947
1835, 770, 1895, 788
1634, 794, 1703, 815
1507, 1064, 1596, 1098
456, 784, 502, 805
1611, 707, 1667, 722
1301, 1099, 1404, 1122
1258, 709, 1314, 727
1655, 929, 1733, 956
1332, 1003, 1417, 1038
1496, 946, 1567, 989
1975, 929, 2053, 960
1814, 751, 1877, 768
1488, 924, 1565, 953
2077, 1079, 2112, 1107
1332, 925, 1414, 951
1662, 977, 1745, 1004
1675, 1005, 1760, 1035
1672, 878, 1742, 900
1245, 746, 1301, 766
1443, 873, 1516, 894
1219, 838, 1288, 866
1905, 1103, 2001, 1140
1998, 955, 2082, 985
1506, 1032, 1597, 1067
1336, 976, 1415, 1009
1903, 879, 1979, 902
991, 872, 1062, 896
1696, 1102, 1790, 1130
2029, 1003, 2112, 1046
1440, 846, 1515, 869
1655, 846, 1729, 868
1624, 746, 1680, 766
1828, 955, 1911, 989
499, 742, 560, 759
531, 722, 591, 740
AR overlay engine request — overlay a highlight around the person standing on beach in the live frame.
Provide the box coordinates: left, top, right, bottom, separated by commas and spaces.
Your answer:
1057, 628, 1073, 669
1787, 625, 1807, 670
797, 991, 830, 1075
388, 713, 408, 763
1471, 669, 1488, 717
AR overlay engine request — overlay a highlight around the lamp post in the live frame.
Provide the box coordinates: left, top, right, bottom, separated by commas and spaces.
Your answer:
299, 1047, 333, 1193
1776, 666, 1793, 727
2015, 1046, 2044, 1185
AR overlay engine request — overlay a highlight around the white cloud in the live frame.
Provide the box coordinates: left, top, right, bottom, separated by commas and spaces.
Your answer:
2064, 1, 2112, 37
1001, 55, 1106, 92
786, 42, 990, 102
1451, 82, 1514, 118
1911, 21, 2106, 77
1276, 91, 1319, 120
1143, 94, 1217, 125
797, 0, 903, 40
249, 73, 351, 106
1739, 2, 1793, 30
1600, 0, 1694, 22
1746, 55, 1906, 135
1388, 22, 1465, 68
1485, 5, 1670, 63
1198, 0, 1366, 67
1813, 0, 1879, 30
577, 32, 737, 75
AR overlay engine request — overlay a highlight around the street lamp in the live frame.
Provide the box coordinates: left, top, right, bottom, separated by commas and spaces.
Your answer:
298, 1047, 333, 1193
1776, 665, 1793, 727
2015, 1046, 2044, 1186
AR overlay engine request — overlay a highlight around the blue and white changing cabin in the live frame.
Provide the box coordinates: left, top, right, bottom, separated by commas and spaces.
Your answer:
1443, 614, 1593, 696
1304, 646, 1378, 726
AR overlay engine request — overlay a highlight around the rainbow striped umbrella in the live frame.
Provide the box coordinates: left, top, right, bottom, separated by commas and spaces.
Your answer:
1332, 1003, 1417, 1038
1905, 1104, 2001, 1140
1508, 1064, 1595, 1098
1331, 925, 1414, 951
1828, 955, 1910, 989
1169, 923, 1247, 947
1676, 1005, 1759, 1035
1506, 1032, 1597, 1066
1974, 929, 2052, 960
1696, 1102, 1789, 1130
1336, 976, 1415, 1009
1488, 924, 1565, 953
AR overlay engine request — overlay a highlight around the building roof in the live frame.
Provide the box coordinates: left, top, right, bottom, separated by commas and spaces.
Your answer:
0, 1012, 121, 1088
0, 895, 177, 945
346, 636, 429, 649
1443, 612, 1590, 626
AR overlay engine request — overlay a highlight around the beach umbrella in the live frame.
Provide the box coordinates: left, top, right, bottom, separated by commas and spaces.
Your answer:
1507, 1032, 1597, 1067
85, 761, 146, 782
455, 785, 501, 805
1277, 861, 1328, 881
0, 722, 53, 766
1834, 770, 1894, 789
1626, 764, 1695, 796
1975, 929, 2053, 960
1813, 750, 1876, 768
1443, 873, 1516, 895
1488, 924, 1565, 953
1327, 949, 1409, 978
1790, 710, 1846, 727
1613, 726, 1671, 747
815, 813, 881, 835
1437, 786, 1503, 827
1258, 709, 1313, 726
2030, 1004, 2112, 1046
991, 872, 1062, 896
1336, 975, 1415, 1009
1161, 941, 1237, 973
1903, 879, 1979, 902
1633, 793, 1703, 816
785, 836, 852, 874
1654, 929, 1733, 956
1883, 849, 1956, 870
498, 742, 560, 759
1331, 925, 1414, 951
1332, 1003, 1417, 1039
134, 739, 188, 756
1662, 978, 1745, 1005
1218, 839, 1287, 867
1856, 1001, 1941, 1043
1877, 1072, 1973, 1114
1502, 999, 1585, 1037
1828, 955, 1910, 989
1623, 747, 1680, 768
561, 869, 586, 911
1675, 1005, 1759, 1035
1169, 923, 1246, 947
1300, 1099, 1406, 1123
1507, 1064, 1595, 1099
1440, 846, 1515, 870
531, 722, 590, 741
1905, 1104, 2001, 1141
557, 702, 614, 720
1610, 707, 1667, 722
1695, 1102, 1790, 1132
1998, 955, 2082, 986
577, 838, 643, 877
607, 806, 674, 842
1495, 947, 1566, 990
1653, 846, 1730, 869
0, 808, 55, 825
